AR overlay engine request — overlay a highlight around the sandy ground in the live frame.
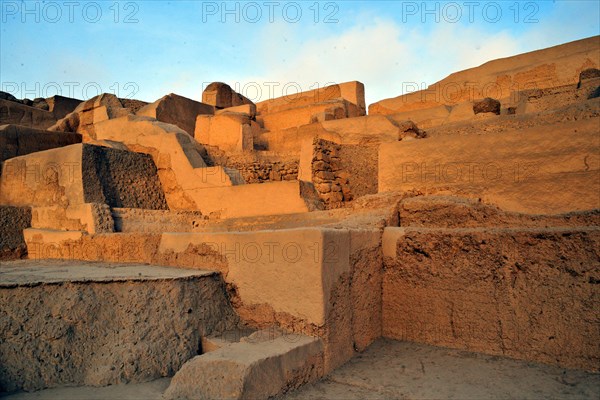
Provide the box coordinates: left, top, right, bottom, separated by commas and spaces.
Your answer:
0, 379, 170, 400
283, 339, 600, 400
0, 259, 214, 286
3, 339, 598, 399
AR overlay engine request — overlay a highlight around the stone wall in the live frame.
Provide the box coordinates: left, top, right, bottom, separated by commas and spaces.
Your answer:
0, 205, 31, 260
201, 147, 299, 184
311, 139, 352, 208
226, 160, 298, 184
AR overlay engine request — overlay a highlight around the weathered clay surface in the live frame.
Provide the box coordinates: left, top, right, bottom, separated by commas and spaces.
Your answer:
202, 82, 254, 109
164, 330, 323, 400
285, 339, 600, 400
0, 93, 81, 120
0, 261, 238, 393
0, 124, 82, 163
382, 226, 600, 371
0, 144, 168, 211
379, 117, 600, 214
1, 36, 599, 398
111, 208, 205, 233
45, 95, 83, 119
137, 93, 213, 136
0, 205, 31, 260
81, 145, 168, 210
0, 100, 58, 129
399, 195, 600, 228
256, 81, 365, 116
370, 36, 599, 115
337, 144, 378, 199
30, 203, 114, 234
48, 93, 130, 140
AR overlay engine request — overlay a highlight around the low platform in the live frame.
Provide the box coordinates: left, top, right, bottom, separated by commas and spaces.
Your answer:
0, 260, 238, 394
0, 259, 215, 287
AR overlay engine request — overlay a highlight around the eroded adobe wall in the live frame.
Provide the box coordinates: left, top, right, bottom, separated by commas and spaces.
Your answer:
378, 118, 600, 214
318, 229, 383, 372
0, 205, 31, 260
338, 144, 378, 199
0, 100, 57, 130
0, 124, 82, 163
0, 273, 238, 393
369, 36, 599, 115
382, 226, 600, 371
256, 81, 365, 116
111, 208, 205, 233
82, 145, 168, 210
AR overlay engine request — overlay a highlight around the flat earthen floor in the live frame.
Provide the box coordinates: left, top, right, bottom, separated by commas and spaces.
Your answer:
284, 339, 600, 399
0, 260, 215, 286
3, 339, 598, 399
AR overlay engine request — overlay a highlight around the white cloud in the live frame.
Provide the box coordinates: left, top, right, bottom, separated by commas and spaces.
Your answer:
242, 17, 522, 107
121, 2, 598, 107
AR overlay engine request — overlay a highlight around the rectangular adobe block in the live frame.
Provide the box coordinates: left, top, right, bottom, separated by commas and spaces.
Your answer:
159, 228, 350, 326
137, 93, 214, 136
256, 81, 366, 116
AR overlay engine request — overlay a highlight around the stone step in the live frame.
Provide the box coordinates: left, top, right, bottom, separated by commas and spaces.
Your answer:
164, 329, 323, 400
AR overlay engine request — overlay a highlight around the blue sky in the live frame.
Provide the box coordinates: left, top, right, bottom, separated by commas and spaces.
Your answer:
1, 0, 599, 106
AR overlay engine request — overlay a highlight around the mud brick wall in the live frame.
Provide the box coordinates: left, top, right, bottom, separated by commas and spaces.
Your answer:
338, 144, 378, 198
119, 98, 149, 114
226, 160, 299, 184
111, 208, 205, 233
383, 226, 600, 371
0, 274, 238, 392
82, 145, 168, 210
0, 205, 31, 260
312, 139, 352, 208
0, 124, 82, 163
0, 100, 57, 130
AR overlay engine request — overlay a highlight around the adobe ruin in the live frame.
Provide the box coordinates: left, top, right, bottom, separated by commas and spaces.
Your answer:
0, 36, 599, 398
